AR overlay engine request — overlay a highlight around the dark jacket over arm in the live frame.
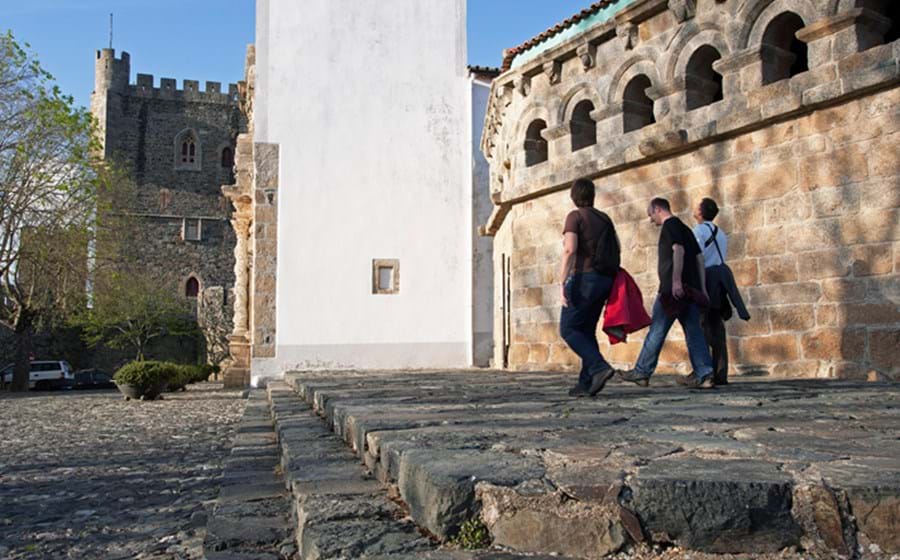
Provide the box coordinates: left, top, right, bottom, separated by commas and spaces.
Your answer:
706, 264, 750, 321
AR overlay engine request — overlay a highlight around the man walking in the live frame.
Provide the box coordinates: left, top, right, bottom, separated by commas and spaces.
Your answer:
692, 197, 750, 385
617, 198, 715, 389
559, 179, 620, 398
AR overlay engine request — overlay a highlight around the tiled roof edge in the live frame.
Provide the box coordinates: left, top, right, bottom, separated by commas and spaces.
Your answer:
500, 0, 621, 71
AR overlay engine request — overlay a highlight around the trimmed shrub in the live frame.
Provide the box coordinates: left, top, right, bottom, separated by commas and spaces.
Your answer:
114, 361, 179, 388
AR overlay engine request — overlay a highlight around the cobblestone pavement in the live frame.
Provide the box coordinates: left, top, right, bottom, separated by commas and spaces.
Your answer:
0, 384, 245, 559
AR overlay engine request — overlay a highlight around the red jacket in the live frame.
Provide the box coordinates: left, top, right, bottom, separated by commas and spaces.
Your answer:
603, 269, 652, 344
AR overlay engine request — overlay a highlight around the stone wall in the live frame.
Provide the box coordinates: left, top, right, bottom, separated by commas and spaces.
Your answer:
92, 49, 246, 302
482, 0, 900, 379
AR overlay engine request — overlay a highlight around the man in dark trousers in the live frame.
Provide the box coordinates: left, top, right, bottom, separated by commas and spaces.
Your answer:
559, 179, 620, 397
692, 197, 750, 385
617, 198, 715, 389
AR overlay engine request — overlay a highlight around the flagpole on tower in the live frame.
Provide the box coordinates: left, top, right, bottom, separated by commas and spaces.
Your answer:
109, 13, 114, 50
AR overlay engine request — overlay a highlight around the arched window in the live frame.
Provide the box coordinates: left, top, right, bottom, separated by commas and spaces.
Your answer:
761, 13, 808, 85
221, 146, 234, 169
524, 120, 548, 167
175, 129, 201, 170
623, 75, 655, 133
858, 0, 900, 45
685, 45, 724, 111
185, 276, 200, 298
569, 100, 597, 152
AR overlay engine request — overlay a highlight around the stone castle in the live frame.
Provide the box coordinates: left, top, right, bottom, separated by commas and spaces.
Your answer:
91, 48, 247, 326
481, 0, 899, 380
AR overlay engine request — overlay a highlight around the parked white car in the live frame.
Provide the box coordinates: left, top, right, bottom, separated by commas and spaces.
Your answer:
0, 360, 75, 390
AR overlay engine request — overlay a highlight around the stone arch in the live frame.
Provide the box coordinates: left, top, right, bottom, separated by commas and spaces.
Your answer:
735, 0, 820, 49
174, 128, 202, 170
760, 12, 810, 84
524, 120, 549, 167
557, 82, 603, 125
569, 100, 597, 152
607, 56, 661, 106
622, 75, 656, 133
511, 104, 552, 148
685, 45, 725, 110
665, 24, 732, 82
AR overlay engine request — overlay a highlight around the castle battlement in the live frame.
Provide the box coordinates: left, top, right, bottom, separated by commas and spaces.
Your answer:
130, 74, 239, 105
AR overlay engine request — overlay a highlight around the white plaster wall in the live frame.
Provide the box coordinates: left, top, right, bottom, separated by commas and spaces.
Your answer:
254, 0, 472, 375
470, 78, 494, 367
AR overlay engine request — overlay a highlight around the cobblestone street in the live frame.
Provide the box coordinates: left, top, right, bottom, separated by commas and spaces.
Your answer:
0, 384, 245, 559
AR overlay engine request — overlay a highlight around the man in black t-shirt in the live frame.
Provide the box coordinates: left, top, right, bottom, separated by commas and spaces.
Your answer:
618, 198, 715, 388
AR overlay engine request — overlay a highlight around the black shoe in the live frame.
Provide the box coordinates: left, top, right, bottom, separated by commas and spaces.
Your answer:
568, 383, 589, 398
617, 369, 650, 387
713, 375, 729, 386
588, 367, 615, 397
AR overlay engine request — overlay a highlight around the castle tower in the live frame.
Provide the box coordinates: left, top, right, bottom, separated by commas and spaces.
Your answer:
91, 49, 130, 155
89, 48, 247, 368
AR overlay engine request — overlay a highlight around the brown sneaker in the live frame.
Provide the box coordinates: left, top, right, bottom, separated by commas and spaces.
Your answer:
617, 369, 650, 387
677, 374, 716, 389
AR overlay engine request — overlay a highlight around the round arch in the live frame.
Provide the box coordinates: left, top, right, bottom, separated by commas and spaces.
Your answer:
607, 55, 661, 106
735, 0, 821, 50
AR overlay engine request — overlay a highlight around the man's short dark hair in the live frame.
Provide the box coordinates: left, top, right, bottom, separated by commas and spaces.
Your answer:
649, 197, 671, 212
571, 179, 595, 208
699, 197, 719, 221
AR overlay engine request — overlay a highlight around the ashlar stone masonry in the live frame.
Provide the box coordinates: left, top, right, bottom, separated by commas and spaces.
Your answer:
481, 0, 900, 379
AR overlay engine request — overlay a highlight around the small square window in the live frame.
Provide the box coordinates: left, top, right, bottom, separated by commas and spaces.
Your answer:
183, 218, 202, 241
372, 259, 399, 295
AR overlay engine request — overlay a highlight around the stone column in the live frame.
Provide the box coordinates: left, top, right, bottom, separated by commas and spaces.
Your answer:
222, 196, 253, 388
231, 215, 251, 336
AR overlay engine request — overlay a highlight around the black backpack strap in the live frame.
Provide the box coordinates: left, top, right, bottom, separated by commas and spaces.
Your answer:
704, 223, 725, 265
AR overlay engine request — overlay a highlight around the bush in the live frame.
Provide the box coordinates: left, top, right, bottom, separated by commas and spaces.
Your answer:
114, 361, 179, 387
448, 518, 491, 550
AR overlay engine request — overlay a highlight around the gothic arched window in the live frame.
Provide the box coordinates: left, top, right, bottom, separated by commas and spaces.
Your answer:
185, 276, 200, 298
175, 129, 201, 170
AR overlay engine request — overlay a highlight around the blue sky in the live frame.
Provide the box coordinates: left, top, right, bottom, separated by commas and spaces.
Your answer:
4, 0, 594, 109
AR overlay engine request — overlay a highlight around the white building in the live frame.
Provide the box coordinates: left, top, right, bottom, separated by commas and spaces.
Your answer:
236, 0, 494, 383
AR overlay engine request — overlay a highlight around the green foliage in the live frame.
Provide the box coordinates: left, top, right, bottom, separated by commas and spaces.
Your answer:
75, 271, 200, 361
0, 31, 115, 391
113, 361, 178, 387
113, 361, 211, 389
448, 518, 491, 550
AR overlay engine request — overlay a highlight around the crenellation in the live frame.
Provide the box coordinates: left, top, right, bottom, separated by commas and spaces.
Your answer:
117, 73, 239, 105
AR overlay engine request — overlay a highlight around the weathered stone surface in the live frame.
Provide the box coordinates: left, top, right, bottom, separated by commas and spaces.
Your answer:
203, 390, 293, 558
281, 370, 900, 558
477, 483, 626, 559
0, 384, 244, 559
625, 458, 801, 553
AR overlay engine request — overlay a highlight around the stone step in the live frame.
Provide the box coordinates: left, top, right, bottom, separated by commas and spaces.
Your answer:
267, 382, 437, 559
203, 391, 294, 559
267, 382, 558, 559
284, 370, 900, 559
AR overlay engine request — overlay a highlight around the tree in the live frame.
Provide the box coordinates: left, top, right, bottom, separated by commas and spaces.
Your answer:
78, 271, 198, 362
0, 32, 103, 391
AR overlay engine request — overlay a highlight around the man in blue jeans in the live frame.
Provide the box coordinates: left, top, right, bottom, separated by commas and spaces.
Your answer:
559, 179, 620, 397
617, 198, 715, 389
